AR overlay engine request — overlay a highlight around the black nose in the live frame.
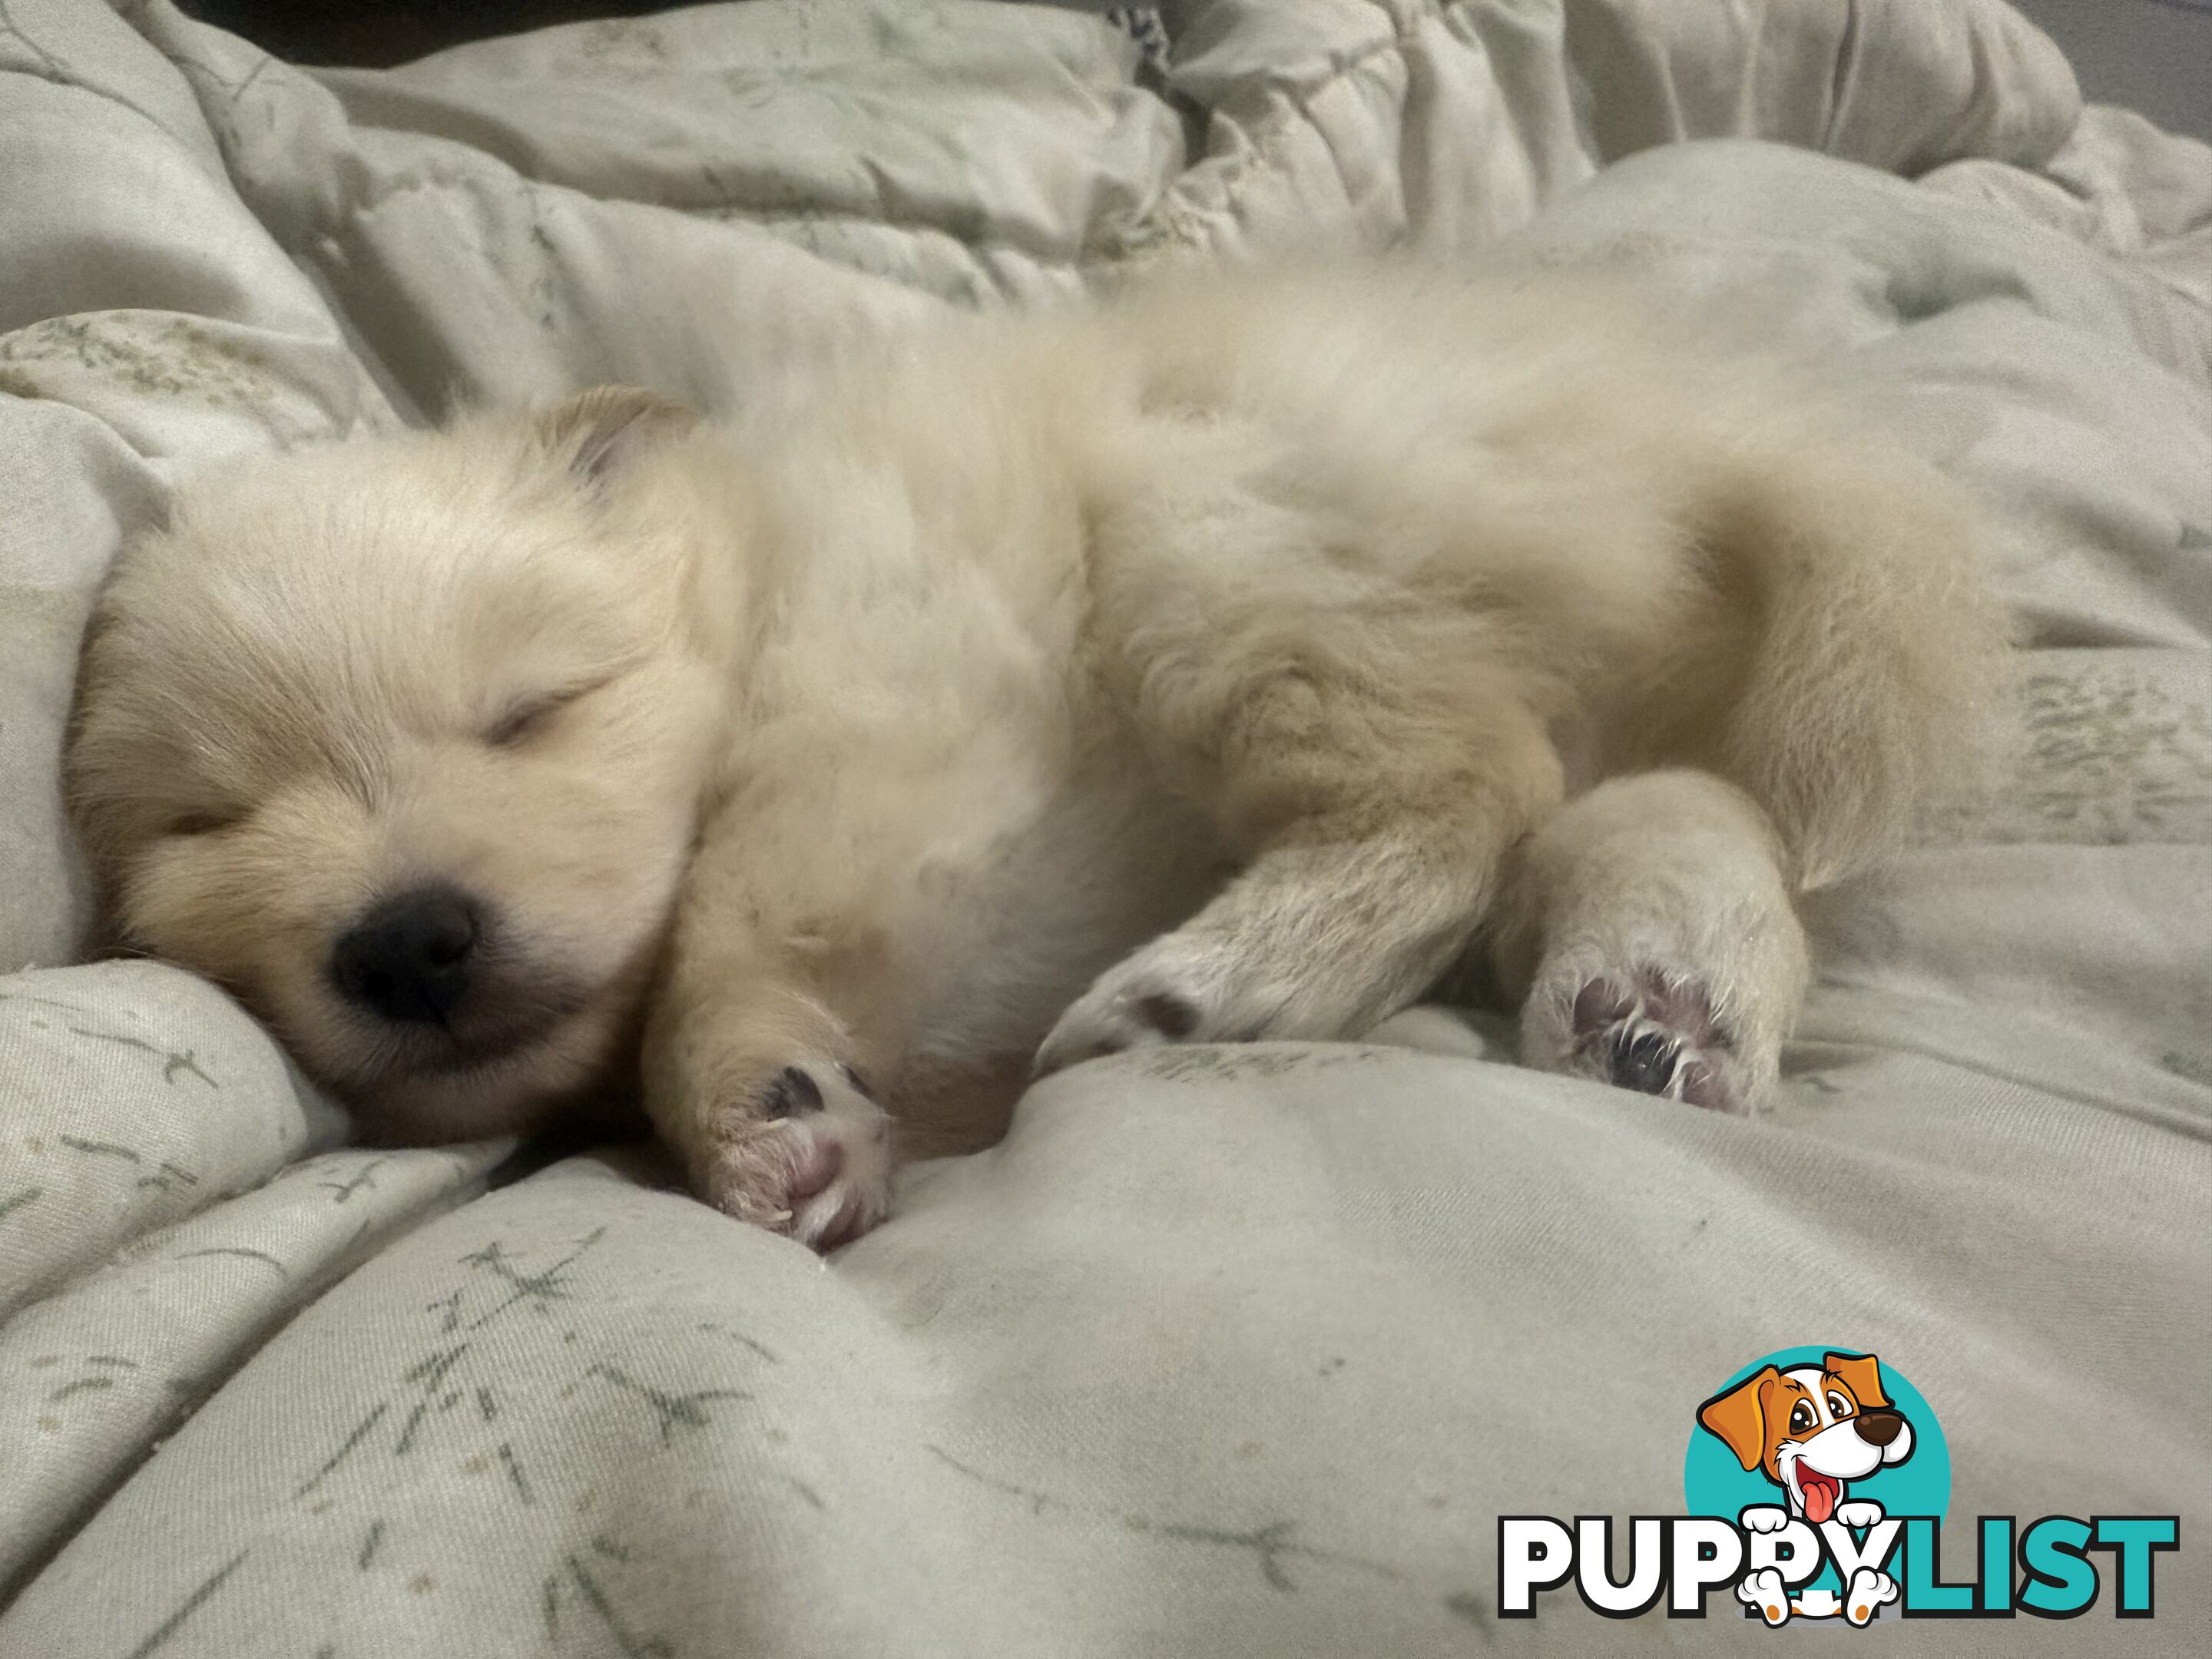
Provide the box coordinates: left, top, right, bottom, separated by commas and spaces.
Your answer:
1856, 1409, 1905, 1448
331, 887, 480, 1024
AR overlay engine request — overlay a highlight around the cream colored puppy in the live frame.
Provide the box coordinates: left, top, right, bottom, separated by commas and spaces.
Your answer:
67, 266, 2003, 1249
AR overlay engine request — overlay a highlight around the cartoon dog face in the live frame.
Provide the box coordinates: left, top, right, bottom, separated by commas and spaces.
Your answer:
1697, 1352, 1914, 1525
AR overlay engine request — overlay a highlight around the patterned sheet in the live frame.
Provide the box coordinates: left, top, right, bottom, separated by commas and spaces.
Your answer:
0, 2, 2206, 1653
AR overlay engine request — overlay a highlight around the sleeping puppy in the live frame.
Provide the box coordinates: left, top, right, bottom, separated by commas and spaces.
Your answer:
65, 265, 2004, 1249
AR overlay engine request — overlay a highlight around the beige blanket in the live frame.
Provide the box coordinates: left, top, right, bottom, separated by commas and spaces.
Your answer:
0, 2, 2206, 1652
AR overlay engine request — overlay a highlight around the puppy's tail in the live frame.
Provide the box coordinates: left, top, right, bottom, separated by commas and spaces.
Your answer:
1708, 439, 2011, 890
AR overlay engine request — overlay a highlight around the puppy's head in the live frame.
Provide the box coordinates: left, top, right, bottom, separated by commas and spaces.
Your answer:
1697, 1353, 1914, 1522
66, 389, 726, 1142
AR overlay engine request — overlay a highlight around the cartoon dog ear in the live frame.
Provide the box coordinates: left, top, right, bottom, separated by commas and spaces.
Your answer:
1823, 1352, 1891, 1412
1698, 1365, 1780, 1472
534, 386, 698, 486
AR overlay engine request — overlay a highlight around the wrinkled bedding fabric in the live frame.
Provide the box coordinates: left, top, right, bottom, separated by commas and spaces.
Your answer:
1, 2, 2207, 1653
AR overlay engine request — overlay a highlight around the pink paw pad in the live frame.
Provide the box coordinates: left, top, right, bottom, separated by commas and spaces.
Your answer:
697, 1064, 893, 1252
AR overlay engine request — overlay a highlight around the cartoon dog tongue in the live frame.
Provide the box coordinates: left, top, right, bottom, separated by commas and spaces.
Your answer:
1800, 1472, 1840, 1525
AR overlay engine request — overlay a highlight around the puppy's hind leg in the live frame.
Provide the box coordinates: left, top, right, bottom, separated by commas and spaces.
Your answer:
1037, 658, 1565, 1072
1488, 770, 1810, 1114
1038, 444, 1567, 1073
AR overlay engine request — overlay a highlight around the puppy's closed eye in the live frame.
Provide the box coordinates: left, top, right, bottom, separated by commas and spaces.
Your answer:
164, 807, 244, 839
483, 685, 595, 748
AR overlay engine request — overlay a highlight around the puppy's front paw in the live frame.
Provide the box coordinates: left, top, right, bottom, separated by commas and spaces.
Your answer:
1833, 1500, 1885, 1530
1737, 1567, 1791, 1627
1034, 938, 1231, 1076
1844, 1567, 1898, 1626
1737, 1505, 1791, 1535
695, 1063, 893, 1252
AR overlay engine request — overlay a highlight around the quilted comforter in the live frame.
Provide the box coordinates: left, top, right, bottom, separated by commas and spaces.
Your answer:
0, 2, 2207, 1653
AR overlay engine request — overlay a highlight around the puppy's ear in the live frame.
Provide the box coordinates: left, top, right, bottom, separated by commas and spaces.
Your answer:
534, 386, 698, 486
1823, 1352, 1891, 1412
1698, 1365, 1778, 1472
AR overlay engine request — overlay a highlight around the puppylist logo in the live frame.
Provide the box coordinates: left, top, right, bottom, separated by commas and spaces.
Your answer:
1499, 1346, 2178, 1625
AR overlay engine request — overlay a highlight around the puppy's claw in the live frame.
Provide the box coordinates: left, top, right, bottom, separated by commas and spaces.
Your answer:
797, 1187, 870, 1253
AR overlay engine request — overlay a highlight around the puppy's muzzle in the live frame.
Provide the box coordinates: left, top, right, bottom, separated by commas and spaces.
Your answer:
332, 885, 481, 1024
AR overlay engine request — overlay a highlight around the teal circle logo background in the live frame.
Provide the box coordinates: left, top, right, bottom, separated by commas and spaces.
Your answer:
1683, 1346, 1951, 1525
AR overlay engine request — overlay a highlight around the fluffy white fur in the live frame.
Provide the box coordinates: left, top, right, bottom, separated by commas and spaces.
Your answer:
66, 263, 2005, 1249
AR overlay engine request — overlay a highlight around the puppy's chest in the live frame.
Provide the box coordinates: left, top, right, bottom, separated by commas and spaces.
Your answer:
902, 750, 1225, 1066
730, 569, 1223, 1067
